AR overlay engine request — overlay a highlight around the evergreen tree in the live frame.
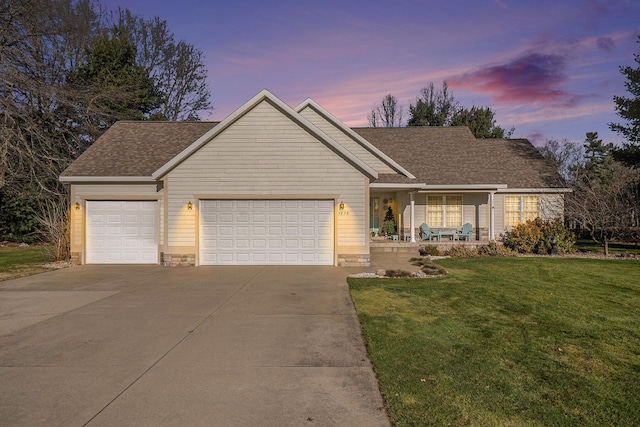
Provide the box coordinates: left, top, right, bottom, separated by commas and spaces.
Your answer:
70, 26, 165, 130
451, 106, 507, 138
583, 132, 615, 185
407, 82, 457, 127
610, 35, 640, 167
381, 206, 396, 235
406, 81, 509, 138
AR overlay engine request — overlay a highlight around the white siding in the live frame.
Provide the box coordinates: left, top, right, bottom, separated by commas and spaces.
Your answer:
166, 100, 367, 252
70, 183, 162, 262
299, 107, 396, 174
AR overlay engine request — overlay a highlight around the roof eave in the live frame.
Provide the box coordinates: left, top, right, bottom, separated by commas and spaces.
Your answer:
59, 175, 156, 183
497, 187, 572, 193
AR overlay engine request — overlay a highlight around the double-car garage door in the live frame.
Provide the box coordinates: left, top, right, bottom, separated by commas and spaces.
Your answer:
85, 199, 334, 265
200, 200, 334, 265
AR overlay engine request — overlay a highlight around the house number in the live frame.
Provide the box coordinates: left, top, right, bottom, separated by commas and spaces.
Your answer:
339, 211, 350, 216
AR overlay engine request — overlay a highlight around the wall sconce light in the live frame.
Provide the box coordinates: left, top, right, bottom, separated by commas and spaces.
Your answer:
75, 202, 80, 211
187, 201, 193, 210
339, 201, 345, 210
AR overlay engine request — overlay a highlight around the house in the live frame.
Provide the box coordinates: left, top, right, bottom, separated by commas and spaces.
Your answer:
59, 89, 568, 266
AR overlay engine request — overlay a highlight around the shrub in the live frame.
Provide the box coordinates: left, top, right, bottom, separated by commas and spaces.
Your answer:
0, 195, 38, 243
476, 241, 517, 257
504, 218, 543, 253
537, 217, 575, 254
444, 245, 478, 258
504, 218, 575, 254
419, 245, 440, 256
384, 269, 412, 278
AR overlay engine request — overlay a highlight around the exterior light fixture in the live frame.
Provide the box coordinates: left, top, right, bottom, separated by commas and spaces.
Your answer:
75, 202, 80, 211
187, 201, 193, 210
339, 201, 345, 210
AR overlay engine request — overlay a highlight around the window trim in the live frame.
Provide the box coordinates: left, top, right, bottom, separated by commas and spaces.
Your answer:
505, 195, 539, 227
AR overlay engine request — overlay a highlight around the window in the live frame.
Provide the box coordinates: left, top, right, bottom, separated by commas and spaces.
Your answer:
505, 195, 539, 226
427, 195, 462, 227
427, 196, 443, 226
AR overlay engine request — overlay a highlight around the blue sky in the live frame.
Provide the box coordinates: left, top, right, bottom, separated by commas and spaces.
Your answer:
102, 0, 639, 146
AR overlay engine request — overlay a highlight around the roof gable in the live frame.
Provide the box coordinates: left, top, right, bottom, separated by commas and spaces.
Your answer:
153, 89, 378, 180
295, 99, 415, 179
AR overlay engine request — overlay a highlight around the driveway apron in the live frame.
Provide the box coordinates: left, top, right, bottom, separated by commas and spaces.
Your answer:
0, 265, 389, 426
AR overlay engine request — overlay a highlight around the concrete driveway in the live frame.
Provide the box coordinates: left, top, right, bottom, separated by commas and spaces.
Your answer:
0, 265, 389, 426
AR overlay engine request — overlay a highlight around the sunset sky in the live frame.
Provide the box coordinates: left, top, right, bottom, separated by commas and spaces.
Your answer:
102, 0, 639, 146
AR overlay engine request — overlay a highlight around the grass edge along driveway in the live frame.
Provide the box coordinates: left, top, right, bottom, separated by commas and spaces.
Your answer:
0, 245, 53, 281
349, 257, 640, 427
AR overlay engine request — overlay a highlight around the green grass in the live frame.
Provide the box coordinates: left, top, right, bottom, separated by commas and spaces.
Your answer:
349, 257, 640, 426
0, 245, 53, 281
574, 239, 640, 255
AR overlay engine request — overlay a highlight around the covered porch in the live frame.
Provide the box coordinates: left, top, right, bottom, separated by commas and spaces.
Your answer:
369, 183, 507, 244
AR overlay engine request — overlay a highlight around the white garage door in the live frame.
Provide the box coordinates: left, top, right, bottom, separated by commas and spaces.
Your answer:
200, 200, 334, 265
86, 201, 158, 264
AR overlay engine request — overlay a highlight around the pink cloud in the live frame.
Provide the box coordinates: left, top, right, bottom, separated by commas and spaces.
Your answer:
449, 53, 583, 107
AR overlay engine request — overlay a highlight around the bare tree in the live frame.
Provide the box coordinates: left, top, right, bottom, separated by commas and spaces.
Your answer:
368, 94, 404, 127
566, 162, 639, 255
1, 1, 214, 255
115, 9, 212, 121
538, 138, 585, 183
407, 81, 458, 127
0, 0, 99, 197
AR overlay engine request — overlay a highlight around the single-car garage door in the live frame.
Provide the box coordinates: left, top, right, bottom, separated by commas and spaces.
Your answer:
86, 201, 158, 264
200, 200, 334, 265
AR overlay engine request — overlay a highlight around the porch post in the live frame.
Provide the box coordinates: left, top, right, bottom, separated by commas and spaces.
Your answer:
489, 191, 495, 241
410, 191, 416, 242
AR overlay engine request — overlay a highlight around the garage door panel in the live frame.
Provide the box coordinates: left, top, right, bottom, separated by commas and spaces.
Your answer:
268, 239, 282, 249
86, 201, 158, 264
200, 200, 334, 265
252, 226, 267, 236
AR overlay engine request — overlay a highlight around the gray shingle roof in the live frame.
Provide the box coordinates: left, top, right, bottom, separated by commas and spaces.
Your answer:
61, 121, 561, 189
353, 127, 562, 188
60, 121, 217, 177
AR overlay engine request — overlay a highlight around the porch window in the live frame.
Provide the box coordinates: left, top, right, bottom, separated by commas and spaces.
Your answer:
427, 195, 462, 227
505, 195, 539, 226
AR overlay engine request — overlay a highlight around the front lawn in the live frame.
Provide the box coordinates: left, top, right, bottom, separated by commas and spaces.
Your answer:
574, 239, 640, 256
349, 257, 640, 426
0, 244, 53, 281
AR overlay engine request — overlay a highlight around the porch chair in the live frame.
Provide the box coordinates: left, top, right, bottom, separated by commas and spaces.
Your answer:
420, 223, 438, 241
457, 223, 473, 241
